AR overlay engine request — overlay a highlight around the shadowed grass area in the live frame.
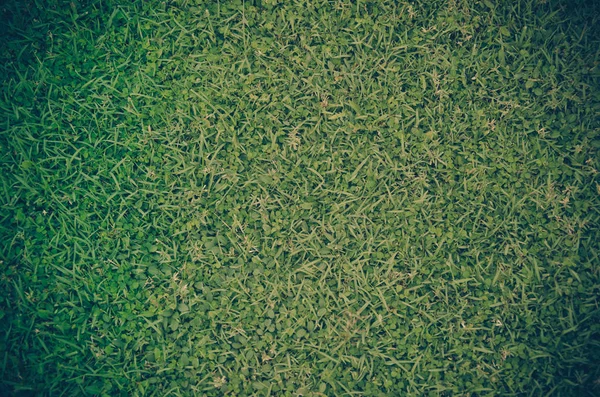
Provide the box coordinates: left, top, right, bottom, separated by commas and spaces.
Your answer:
1, 0, 599, 395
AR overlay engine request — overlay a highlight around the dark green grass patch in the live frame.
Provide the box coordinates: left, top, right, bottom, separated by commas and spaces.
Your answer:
1, 0, 599, 395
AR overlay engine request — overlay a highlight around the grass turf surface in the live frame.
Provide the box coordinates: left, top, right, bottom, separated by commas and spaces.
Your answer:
1, 0, 600, 395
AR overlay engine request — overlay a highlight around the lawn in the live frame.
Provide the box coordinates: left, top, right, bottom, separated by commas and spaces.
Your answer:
1, 0, 599, 395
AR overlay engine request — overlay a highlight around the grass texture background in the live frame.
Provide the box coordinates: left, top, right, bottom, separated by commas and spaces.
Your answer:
1, 0, 599, 395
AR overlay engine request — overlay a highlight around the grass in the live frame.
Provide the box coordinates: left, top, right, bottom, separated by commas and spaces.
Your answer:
1, 0, 599, 395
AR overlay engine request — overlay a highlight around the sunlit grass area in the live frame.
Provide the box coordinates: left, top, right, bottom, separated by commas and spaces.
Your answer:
1, 0, 599, 395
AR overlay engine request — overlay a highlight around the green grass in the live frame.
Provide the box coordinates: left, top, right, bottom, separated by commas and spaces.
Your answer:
1, 0, 599, 395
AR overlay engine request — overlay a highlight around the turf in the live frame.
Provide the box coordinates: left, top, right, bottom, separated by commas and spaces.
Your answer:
1, 0, 600, 395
